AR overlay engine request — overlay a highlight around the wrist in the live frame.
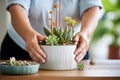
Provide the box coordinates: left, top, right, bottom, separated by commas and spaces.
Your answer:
78, 31, 90, 44
24, 30, 36, 43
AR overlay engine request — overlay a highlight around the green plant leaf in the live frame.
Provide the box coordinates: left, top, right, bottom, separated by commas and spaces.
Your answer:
102, 0, 118, 12
53, 27, 58, 35
77, 64, 84, 71
45, 34, 59, 45
44, 27, 51, 36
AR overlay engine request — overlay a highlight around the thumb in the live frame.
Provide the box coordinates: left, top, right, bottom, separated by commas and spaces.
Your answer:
36, 32, 46, 41
73, 33, 80, 42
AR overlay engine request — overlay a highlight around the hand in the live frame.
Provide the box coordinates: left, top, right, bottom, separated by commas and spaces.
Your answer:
25, 31, 46, 63
73, 32, 90, 63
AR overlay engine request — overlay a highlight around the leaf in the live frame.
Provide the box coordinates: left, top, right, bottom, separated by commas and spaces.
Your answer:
77, 64, 84, 71
44, 27, 51, 36
53, 27, 58, 35
45, 34, 59, 45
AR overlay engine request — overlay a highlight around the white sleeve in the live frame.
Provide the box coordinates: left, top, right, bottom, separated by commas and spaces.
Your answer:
6, 0, 31, 15
79, 0, 103, 18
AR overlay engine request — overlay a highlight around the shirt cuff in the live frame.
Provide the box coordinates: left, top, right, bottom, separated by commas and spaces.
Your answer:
79, 0, 103, 18
6, 0, 31, 15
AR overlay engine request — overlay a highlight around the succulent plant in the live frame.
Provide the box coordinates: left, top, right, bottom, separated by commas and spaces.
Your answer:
41, 3, 78, 45
45, 34, 59, 45
77, 64, 84, 71
0, 57, 38, 66
43, 26, 74, 45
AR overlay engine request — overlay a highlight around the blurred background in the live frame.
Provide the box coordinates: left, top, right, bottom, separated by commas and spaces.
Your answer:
0, 0, 120, 60
0, 0, 7, 48
90, 0, 120, 60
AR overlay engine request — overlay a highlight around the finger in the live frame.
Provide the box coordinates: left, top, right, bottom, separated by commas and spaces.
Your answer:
74, 41, 86, 55
74, 42, 87, 62
75, 49, 86, 62
73, 34, 79, 42
32, 41, 46, 58
30, 54, 44, 63
32, 51, 46, 63
29, 53, 41, 63
29, 46, 46, 63
27, 41, 46, 63
36, 32, 46, 41
75, 40, 89, 62
32, 44, 46, 59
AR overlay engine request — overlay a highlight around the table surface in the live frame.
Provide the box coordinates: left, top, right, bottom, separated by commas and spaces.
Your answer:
0, 60, 120, 80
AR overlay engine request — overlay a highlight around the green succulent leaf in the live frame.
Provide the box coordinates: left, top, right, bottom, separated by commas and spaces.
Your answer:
45, 34, 59, 45
44, 27, 51, 36
10, 57, 17, 66
77, 64, 84, 71
53, 27, 58, 35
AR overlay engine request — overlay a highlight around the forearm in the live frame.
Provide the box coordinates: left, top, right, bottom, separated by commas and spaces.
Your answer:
80, 6, 100, 39
9, 4, 35, 42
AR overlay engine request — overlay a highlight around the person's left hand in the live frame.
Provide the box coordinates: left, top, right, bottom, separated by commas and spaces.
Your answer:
73, 32, 90, 63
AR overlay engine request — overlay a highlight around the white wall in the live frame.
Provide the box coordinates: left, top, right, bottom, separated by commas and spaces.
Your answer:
0, 0, 7, 47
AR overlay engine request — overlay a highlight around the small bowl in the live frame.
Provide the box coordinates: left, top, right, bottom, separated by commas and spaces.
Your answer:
0, 61, 40, 75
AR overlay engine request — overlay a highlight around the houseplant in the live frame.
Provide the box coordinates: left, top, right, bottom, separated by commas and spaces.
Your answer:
39, 3, 84, 70
0, 57, 40, 74
91, 0, 120, 59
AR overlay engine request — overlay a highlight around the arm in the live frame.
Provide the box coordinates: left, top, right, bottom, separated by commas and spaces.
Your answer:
74, 6, 100, 62
80, 7, 100, 39
9, 4, 46, 63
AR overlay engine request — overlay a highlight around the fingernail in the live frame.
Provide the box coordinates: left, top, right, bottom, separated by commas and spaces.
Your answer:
42, 59, 45, 63
75, 59, 79, 63
43, 55, 46, 58
76, 54, 82, 62
74, 51, 78, 55
75, 58, 79, 63
43, 54, 46, 58
74, 42, 77, 45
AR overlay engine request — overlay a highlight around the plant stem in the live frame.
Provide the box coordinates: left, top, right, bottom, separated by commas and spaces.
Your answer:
56, 8, 58, 27
51, 14, 53, 34
59, 0, 62, 27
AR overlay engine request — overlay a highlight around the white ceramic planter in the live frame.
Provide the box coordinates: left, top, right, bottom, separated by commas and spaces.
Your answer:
40, 45, 77, 70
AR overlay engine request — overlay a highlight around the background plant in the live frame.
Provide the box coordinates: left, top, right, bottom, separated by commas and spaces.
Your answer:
91, 0, 120, 46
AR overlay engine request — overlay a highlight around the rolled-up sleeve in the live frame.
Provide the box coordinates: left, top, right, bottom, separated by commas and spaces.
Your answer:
79, 0, 103, 18
6, 0, 31, 15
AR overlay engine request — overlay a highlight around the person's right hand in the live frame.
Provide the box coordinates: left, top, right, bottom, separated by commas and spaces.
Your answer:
25, 31, 46, 63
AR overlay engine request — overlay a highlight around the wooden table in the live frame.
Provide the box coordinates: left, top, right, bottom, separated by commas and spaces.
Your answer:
0, 60, 120, 80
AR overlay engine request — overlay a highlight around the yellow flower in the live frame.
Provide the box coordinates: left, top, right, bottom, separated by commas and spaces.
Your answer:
71, 19, 77, 26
